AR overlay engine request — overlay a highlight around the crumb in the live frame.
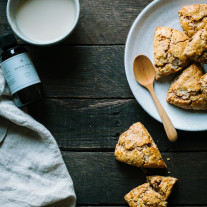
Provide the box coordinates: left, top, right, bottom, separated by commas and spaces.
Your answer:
167, 158, 171, 161
168, 171, 171, 174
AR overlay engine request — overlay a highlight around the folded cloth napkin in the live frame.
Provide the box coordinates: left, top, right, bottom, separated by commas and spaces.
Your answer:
0, 69, 76, 206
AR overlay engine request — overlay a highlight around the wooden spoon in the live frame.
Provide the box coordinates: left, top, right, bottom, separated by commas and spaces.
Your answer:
133, 55, 178, 142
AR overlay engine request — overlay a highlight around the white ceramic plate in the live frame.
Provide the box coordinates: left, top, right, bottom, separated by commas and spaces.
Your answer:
125, 0, 207, 131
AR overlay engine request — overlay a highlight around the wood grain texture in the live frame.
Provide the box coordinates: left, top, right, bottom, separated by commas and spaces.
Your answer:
29, 99, 207, 151
27, 45, 132, 98
1, 0, 207, 206
63, 152, 207, 205
0, 0, 153, 44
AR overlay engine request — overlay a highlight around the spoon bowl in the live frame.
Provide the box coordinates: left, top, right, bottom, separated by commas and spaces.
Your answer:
133, 55, 155, 87
133, 55, 178, 142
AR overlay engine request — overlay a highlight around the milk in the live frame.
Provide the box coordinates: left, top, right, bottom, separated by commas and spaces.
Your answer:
15, 0, 76, 43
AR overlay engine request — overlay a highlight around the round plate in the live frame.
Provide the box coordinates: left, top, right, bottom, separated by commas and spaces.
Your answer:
125, 0, 207, 131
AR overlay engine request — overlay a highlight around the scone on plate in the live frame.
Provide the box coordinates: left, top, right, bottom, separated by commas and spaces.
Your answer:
154, 27, 190, 80
167, 64, 207, 110
200, 73, 207, 99
184, 27, 207, 63
178, 4, 207, 38
114, 122, 166, 168
124, 176, 177, 207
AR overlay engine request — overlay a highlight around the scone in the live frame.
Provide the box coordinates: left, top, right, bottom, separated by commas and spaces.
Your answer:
167, 64, 207, 110
124, 183, 167, 207
154, 27, 190, 80
124, 176, 177, 207
146, 176, 178, 200
114, 122, 166, 168
200, 73, 207, 99
184, 27, 207, 63
178, 4, 207, 37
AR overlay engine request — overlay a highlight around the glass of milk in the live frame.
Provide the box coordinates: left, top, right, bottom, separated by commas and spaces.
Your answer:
7, 0, 80, 45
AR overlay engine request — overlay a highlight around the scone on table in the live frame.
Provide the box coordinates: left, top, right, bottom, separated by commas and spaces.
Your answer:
178, 4, 207, 38
184, 26, 207, 63
200, 73, 207, 99
146, 176, 177, 200
115, 122, 166, 168
124, 176, 177, 207
154, 27, 190, 80
167, 64, 207, 110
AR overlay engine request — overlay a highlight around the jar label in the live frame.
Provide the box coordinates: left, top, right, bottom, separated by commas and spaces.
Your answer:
0, 53, 41, 94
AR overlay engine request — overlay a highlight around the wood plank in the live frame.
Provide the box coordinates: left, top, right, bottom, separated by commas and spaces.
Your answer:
63, 152, 207, 205
29, 99, 207, 151
0, 0, 153, 44
28, 45, 132, 98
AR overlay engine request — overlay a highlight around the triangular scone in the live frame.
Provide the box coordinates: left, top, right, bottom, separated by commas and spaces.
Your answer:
178, 4, 207, 37
184, 27, 207, 63
154, 27, 190, 80
114, 122, 166, 168
167, 64, 207, 110
124, 176, 177, 207
124, 183, 167, 207
200, 73, 207, 99
146, 176, 178, 200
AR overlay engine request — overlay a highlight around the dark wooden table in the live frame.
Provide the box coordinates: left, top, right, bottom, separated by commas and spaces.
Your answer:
1, 0, 207, 206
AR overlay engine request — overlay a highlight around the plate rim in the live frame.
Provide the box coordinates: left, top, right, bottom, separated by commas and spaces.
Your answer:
124, 0, 207, 132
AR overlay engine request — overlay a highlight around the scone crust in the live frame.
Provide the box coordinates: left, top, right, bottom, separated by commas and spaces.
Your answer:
124, 176, 177, 207
167, 64, 207, 110
178, 4, 207, 37
114, 122, 166, 168
184, 28, 207, 63
200, 73, 207, 99
154, 27, 190, 80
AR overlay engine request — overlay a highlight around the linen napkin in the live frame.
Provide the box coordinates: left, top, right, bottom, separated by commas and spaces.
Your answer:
0, 69, 76, 206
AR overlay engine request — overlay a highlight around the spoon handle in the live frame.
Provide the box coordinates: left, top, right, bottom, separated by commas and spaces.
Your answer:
147, 84, 178, 142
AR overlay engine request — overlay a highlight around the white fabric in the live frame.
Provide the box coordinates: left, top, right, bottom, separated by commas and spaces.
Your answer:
0, 69, 76, 206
